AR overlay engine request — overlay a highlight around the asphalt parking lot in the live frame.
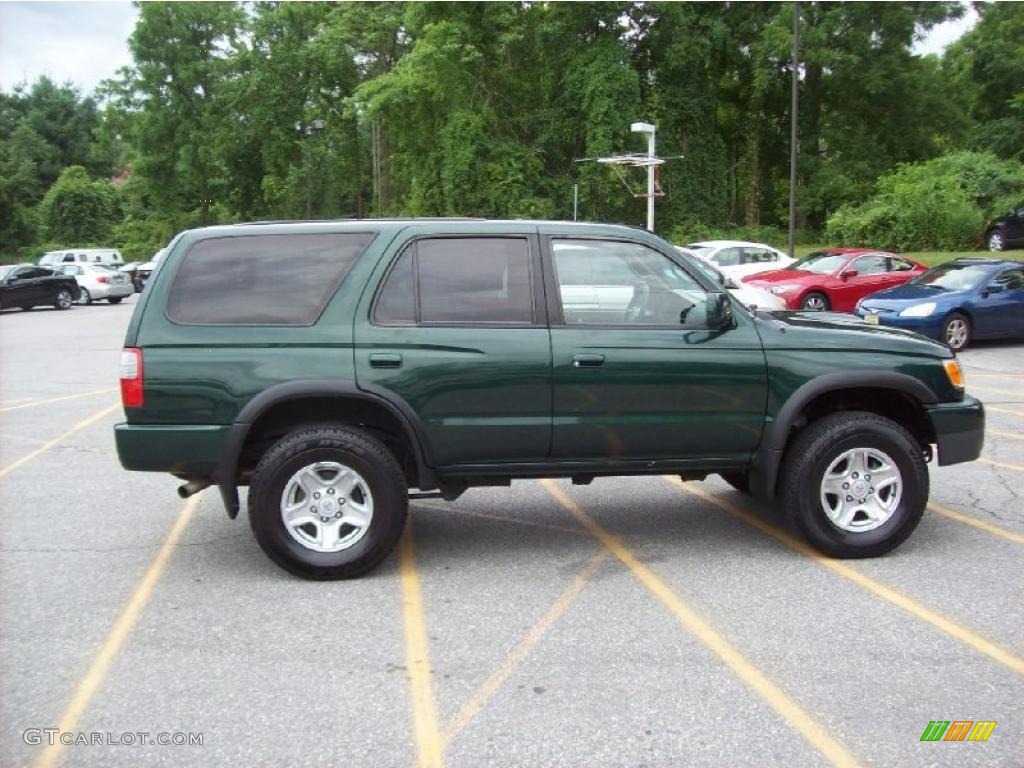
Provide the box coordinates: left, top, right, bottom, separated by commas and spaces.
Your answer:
1, 297, 1022, 768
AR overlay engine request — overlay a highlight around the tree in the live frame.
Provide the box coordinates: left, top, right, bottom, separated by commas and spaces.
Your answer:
38, 165, 122, 244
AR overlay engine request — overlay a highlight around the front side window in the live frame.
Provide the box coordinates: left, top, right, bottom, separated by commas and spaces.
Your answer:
374, 237, 533, 325
166, 233, 374, 325
552, 239, 708, 327
995, 267, 1024, 290
850, 255, 888, 275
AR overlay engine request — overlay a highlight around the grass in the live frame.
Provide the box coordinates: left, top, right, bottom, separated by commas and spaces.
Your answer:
794, 245, 997, 267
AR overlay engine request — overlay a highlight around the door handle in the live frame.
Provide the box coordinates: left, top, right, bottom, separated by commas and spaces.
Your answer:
572, 353, 605, 368
369, 353, 403, 369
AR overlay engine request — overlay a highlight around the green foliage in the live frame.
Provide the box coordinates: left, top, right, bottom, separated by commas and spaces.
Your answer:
825, 152, 1024, 250
38, 166, 122, 244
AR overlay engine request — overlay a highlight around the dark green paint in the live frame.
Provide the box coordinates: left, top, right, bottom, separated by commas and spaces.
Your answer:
116, 219, 982, 486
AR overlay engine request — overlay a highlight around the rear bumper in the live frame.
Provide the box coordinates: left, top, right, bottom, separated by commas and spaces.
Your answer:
926, 396, 984, 466
115, 423, 230, 476
90, 283, 134, 300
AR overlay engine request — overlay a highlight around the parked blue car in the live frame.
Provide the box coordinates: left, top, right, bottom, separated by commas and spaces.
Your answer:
855, 258, 1024, 351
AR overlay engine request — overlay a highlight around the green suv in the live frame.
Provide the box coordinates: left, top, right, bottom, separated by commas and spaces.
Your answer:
115, 220, 984, 579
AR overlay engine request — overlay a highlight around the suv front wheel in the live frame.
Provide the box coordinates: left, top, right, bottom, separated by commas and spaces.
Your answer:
248, 425, 408, 579
780, 411, 928, 558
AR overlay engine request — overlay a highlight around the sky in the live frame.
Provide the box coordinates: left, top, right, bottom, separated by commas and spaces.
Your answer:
0, 1, 980, 97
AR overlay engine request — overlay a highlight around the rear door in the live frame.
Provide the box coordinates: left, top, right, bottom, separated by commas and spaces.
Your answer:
541, 230, 767, 463
353, 225, 552, 467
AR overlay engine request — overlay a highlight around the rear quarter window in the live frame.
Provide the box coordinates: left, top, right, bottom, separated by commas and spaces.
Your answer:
165, 233, 375, 325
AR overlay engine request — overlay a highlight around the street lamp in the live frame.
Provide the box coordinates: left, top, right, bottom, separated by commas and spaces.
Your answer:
631, 121, 656, 232
295, 118, 326, 219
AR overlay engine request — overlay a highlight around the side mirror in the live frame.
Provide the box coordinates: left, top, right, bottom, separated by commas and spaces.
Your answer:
841, 269, 859, 280
706, 291, 735, 330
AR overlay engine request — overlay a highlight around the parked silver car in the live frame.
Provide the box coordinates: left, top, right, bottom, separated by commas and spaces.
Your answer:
59, 263, 133, 305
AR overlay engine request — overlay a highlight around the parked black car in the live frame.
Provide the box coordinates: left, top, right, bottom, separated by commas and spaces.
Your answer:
985, 202, 1024, 251
0, 264, 80, 311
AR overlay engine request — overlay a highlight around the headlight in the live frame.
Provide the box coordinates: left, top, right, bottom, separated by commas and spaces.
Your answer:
898, 302, 936, 317
769, 285, 794, 295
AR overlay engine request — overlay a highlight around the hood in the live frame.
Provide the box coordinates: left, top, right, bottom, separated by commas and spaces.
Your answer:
743, 268, 818, 285
755, 310, 950, 357
859, 283, 965, 308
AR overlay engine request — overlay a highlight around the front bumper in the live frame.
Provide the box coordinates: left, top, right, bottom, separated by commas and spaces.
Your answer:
926, 396, 984, 466
854, 308, 944, 339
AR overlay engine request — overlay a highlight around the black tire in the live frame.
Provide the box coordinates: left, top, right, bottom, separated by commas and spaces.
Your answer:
941, 311, 971, 352
19, 304, 33, 311
719, 472, 751, 494
108, 297, 123, 304
77, 287, 92, 305
779, 411, 928, 558
987, 230, 1004, 252
54, 288, 73, 310
800, 291, 830, 311
248, 424, 408, 579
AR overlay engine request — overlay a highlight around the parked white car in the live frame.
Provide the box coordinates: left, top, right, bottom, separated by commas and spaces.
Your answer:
59, 263, 134, 305
685, 240, 794, 280
38, 248, 124, 268
678, 248, 786, 311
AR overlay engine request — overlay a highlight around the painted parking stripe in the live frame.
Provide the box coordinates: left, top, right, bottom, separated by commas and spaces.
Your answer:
442, 548, 610, 746
541, 480, 862, 768
989, 428, 1024, 442
0, 387, 116, 413
979, 457, 1024, 473
399, 521, 444, 768
669, 479, 1024, 676
928, 502, 1024, 546
33, 496, 199, 768
967, 383, 1022, 397
0, 402, 119, 478
985, 404, 1024, 418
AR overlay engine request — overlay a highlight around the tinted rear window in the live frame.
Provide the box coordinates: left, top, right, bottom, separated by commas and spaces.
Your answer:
166, 233, 374, 325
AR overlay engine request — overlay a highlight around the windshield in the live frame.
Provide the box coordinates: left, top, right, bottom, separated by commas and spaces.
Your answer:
685, 244, 714, 257
911, 263, 991, 292
791, 251, 848, 274
0, 265, 13, 279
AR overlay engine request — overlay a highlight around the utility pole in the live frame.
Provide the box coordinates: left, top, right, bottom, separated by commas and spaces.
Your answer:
295, 117, 325, 219
631, 122, 656, 232
788, 2, 800, 259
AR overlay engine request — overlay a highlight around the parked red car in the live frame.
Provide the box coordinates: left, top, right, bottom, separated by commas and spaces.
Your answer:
742, 248, 927, 312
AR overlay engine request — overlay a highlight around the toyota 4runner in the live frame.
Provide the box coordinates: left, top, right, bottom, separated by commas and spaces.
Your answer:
115, 220, 984, 579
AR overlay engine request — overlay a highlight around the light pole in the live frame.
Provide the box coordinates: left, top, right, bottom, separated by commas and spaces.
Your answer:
788, 3, 800, 258
295, 117, 325, 219
631, 121, 656, 232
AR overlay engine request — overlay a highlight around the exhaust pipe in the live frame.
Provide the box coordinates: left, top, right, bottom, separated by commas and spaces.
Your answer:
178, 478, 213, 499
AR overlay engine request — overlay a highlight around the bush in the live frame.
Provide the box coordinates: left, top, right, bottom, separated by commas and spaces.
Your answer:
38, 166, 122, 245
825, 151, 1024, 251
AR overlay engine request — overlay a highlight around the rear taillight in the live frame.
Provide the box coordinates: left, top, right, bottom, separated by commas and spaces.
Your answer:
120, 348, 143, 408
97, 275, 109, 284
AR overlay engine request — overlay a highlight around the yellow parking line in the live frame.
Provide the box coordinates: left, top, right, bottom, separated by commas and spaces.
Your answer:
442, 548, 609, 746
986, 405, 1024, 418
0, 387, 117, 413
414, 501, 589, 537
989, 429, 1024, 442
928, 502, 1024, 546
979, 457, 1024, 473
669, 479, 1024, 677
968, 383, 1023, 397
399, 521, 444, 768
0, 403, 119, 478
970, 372, 1024, 380
0, 396, 36, 407
541, 480, 862, 768
34, 496, 199, 768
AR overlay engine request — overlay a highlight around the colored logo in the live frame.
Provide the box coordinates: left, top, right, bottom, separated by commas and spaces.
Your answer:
920, 720, 997, 742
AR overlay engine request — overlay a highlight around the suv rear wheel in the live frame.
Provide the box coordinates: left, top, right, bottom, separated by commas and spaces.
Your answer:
248, 425, 408, 579
780, 411, 927, 558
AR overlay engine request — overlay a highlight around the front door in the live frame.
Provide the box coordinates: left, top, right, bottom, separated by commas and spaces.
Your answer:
830, 254, 892, 312
542, 232, 768, 463
354, 226, 552, 467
